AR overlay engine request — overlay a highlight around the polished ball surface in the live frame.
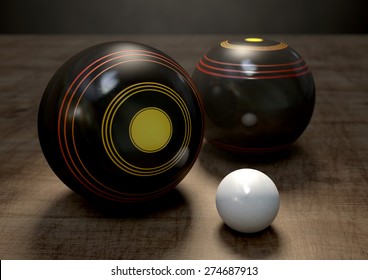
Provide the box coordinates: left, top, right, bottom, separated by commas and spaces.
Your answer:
192, 37, 315, 154
38, 41, 204, 204
216, 168, 280, 233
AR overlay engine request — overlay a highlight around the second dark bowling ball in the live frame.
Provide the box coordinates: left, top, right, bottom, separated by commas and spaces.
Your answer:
192, 37, 315, 155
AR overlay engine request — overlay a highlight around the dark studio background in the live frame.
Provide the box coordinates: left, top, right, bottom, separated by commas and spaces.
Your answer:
0, 0, 366, 34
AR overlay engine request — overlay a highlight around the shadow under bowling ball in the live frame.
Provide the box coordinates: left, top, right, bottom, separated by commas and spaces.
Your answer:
218, 224, 280, 259
198, 140, 298, 179
32, 187, 191, 259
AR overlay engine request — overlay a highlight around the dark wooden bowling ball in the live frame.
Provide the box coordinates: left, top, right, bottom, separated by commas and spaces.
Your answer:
38, 41, 204, 205
192, 37, 315, 155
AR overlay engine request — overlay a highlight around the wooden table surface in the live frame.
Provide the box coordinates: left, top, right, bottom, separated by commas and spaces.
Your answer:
0, 35, 367, 260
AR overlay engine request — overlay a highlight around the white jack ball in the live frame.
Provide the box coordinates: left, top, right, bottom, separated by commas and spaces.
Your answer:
216, 168, 280, 233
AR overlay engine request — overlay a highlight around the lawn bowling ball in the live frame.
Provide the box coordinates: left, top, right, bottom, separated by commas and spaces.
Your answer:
216, 168, 280, 233
38, 41, 204, 205
192, 37, 315, 154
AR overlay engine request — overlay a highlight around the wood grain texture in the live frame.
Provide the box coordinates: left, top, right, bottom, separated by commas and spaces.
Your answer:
0, 35, 367, 259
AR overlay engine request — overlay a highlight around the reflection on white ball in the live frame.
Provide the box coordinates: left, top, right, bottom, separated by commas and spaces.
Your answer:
216, 168, 280, 233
